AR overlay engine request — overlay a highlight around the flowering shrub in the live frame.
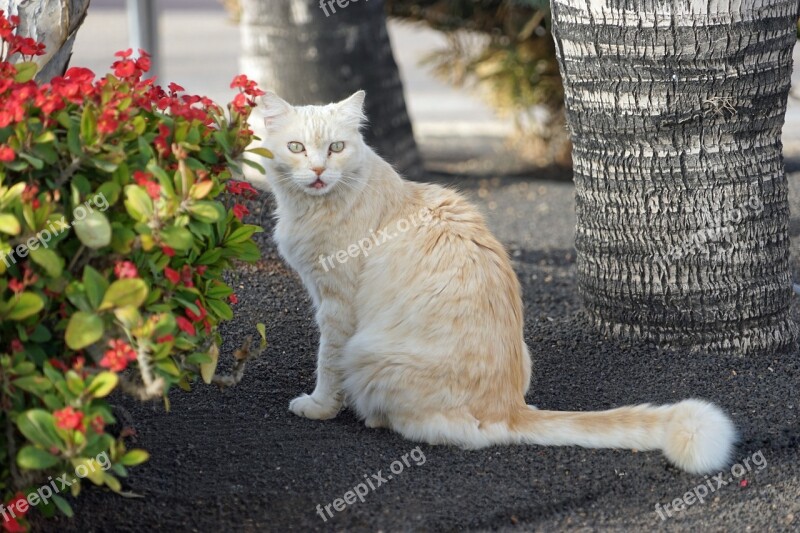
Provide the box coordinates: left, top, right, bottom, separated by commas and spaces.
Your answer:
0, 12, 268, 529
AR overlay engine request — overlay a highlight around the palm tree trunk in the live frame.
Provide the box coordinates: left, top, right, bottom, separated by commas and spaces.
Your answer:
550, 0, 798, 353
239, 0, 423, 179
9, 0, 91, 82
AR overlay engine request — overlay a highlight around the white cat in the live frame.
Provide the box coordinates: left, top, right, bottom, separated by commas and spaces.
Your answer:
258, 90, 736, 474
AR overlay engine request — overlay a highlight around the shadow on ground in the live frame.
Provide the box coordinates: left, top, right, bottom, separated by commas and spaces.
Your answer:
37, 172, 800, 532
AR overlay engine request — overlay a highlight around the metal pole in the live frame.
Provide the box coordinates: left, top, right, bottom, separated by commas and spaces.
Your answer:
126, 0, 159, 80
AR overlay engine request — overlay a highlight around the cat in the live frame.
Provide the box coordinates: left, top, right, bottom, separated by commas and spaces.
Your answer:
257, 90, 736, 474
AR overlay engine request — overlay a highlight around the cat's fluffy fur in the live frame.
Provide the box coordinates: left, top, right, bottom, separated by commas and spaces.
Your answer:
257, 90, 736, 474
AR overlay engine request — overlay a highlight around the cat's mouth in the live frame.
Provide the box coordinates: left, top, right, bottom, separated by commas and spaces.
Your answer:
308, 178, 327, 190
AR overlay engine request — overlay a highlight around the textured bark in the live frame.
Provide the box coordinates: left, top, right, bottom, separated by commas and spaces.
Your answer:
551, 0, 798, 353
240, 0, 423, 179
3, 0, 91, 82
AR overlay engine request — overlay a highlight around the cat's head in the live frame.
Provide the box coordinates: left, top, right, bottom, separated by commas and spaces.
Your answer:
258, 91, 367, 197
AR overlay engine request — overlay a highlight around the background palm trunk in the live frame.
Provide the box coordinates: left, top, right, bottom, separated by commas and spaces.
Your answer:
8, 0, 91, 82
239, 0, 423, 179
550, 0, 798, 353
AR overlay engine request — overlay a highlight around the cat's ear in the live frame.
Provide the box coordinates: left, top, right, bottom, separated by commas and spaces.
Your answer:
336, 90, 366, 129
260, 91, 293, 128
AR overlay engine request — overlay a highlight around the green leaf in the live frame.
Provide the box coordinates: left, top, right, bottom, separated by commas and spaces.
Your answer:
16, 410, 63, 450
123, 185, 153, 222
206, 299, 233, 321
0, 213, 21, 235
12, 376, 52, 395
80, 104, 97, 144
257, 323, 267, 348
200, 343, 219, 384
52, 494, 74, 518
187, 201, 220, 223
120, 449, 150, 467
65, 311, 104, 349
241, 158, 265, 174
246, 147, 274, 159
83, 266, 108, 309
5, 292, 44, 320
17, 445, 60, 470
96, 181, 121, 205
30, 247, 63, 277
73, 210, 112, 249
226, 224, 260, 245
99, 279, 148, 310
160, 226, 193, 251
86, 372, 119, 398
14, 61, 38, 82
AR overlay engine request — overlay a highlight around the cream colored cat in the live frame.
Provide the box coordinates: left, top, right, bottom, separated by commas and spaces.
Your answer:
258, 90, 736, 474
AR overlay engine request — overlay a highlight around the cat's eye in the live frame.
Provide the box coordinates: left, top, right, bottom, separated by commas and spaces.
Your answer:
288, 142, 305, 153
329, 141, 345, 153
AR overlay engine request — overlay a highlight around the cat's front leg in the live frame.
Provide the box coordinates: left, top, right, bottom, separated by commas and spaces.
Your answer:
289, 302, 352, 420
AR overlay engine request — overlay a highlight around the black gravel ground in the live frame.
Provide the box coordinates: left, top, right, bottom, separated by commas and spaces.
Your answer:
36, 168, 800, 532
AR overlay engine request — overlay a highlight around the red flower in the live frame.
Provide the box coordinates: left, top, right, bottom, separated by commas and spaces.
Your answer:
232, 203, 249, 220
229, 294, 238, 305
180, 265, 194, 287
97, 109, 119, 134
133, 170, 152, 185
99, 339, 137, 372
230, 74, 249, 89
185, 299, 207, 323
145, 180, 160, 200
156, 334, 174, 343
195, 265, 207, 275
49, 358, 69, 372
2, 516, 26, 533
91, 415, 105, 434
115, 48, 133, 58
2, 492, 28, 532
9, 36, 46, 57
10, 339, 23, 353
7, 493, 27, 515
54, 406, 84, 431
114, 260, 138, 279
230, 74, 265, 97
113, 59, 136, 78
168, 82, 184, 94
231, 92, 248, 114
7, 279, 23, 293
161, 245, 175, 257
164, 266, 180, 284
227, 180, 258, 198
0, 145, 15, 162
135, 54, 151, 73
176, 316, 196, 336
21, 183, 38, 203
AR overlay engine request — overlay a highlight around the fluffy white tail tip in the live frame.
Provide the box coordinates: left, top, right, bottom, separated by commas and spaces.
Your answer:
663, 399, 737, 474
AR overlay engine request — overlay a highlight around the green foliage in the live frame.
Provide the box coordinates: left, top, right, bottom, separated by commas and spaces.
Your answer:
0, 21, 268, 527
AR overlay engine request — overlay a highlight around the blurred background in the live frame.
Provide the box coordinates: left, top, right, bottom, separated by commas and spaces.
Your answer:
72, 0, 800, 179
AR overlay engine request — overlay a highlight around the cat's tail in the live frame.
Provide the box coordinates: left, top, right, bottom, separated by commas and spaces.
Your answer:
497, 399, 736, 474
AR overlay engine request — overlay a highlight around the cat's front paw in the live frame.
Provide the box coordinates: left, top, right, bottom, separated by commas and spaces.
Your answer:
289, 393, 341, 420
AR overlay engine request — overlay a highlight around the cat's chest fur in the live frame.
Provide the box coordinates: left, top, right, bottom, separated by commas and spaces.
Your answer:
273, 206, 365, 306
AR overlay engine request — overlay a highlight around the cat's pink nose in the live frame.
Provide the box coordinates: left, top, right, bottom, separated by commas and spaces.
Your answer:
312, 167, 325, 176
